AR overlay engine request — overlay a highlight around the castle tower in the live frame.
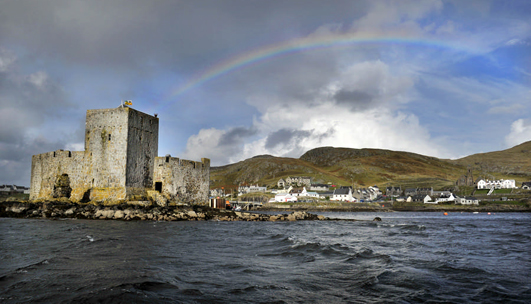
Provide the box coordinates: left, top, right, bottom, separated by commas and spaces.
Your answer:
85, 107, 158, 200
30, 106, 210, 204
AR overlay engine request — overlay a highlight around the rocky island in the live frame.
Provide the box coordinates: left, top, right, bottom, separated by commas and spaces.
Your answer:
0, 200, 330, 222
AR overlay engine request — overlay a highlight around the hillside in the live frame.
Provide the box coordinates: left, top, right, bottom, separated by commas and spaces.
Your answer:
210, 141, 531, 190
211, 147, 462, 190
448, 141, 531, 176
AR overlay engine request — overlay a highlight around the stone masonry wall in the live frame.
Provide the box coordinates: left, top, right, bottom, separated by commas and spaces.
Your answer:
30, 150, 89, 201
153, 156, 210, 204
125, 108, 158, 193
85, 108, 129, 194
30, 106, 208, 204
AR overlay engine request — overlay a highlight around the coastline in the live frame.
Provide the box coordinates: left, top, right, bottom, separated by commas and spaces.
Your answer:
0, 200, 333, 222
1, 200, 529, 222
259, 202, 531, 213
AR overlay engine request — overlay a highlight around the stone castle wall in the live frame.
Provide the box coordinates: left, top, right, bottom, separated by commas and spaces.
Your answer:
30, 150, 90, 201
30, 106, 209, 204
125, 109, 158, 190
153, 156, 210, 204
85, 109, 129, 191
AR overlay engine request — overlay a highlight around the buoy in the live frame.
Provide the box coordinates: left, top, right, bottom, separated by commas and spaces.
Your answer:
444, 212, 448, 216
488, 212, 491, 215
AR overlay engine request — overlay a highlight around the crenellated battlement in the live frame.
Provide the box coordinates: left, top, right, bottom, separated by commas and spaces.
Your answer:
155, 156, 209, 170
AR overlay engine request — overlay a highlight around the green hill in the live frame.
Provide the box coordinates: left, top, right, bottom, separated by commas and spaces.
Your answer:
210, 141, 531, 190
448, 141, 531, 176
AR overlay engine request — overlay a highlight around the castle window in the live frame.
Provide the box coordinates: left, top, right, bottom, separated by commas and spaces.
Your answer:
108, 134, 111, 141
165, 156, 170, 163
68, 151, 72, 157
53, 152, 56, 157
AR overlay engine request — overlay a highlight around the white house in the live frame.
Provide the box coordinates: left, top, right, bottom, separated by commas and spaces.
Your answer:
273, 193, 297, 202
296, 187, 320, 198
435, 193, 455, 203
423, 195, 435, 204
331, 187, 355, 202
304, 191, 320, 198
238, 185, 268, 196
290, 187, 305, 197
310, 184, 329, 192
455, 196, 479, 205
477, 179, 516, 189
0, 185, 30, 194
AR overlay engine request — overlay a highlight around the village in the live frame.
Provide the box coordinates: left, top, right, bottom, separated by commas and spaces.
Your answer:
210, 174, 531, 207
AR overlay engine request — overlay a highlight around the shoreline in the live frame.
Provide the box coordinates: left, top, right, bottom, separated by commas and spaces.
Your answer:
1, 200, 529, 222
259, 202, 531, 213
0, 200, 335, 222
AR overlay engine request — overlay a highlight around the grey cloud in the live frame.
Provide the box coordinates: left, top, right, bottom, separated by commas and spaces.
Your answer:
220, 127, 257, 146
0, 53, 76, 185
0, 0, 370, 73
333, 89, 375, 110
265, 128, 335, 151
0, 136, 69, 185
265, 129, 312, 149
263, 127, 336, 159
0, 68, 71, 144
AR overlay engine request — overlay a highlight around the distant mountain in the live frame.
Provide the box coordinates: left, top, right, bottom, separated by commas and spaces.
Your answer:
210, 141, 531, 190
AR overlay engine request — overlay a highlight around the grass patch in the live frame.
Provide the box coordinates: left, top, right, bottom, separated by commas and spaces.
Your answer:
481, 200, 527, 206
0, 193, 29, 201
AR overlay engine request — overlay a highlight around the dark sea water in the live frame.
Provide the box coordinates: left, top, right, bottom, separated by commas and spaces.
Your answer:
1, 212, 530, 303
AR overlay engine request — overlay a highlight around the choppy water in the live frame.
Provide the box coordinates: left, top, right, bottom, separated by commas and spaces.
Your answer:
1, 212, 530, 303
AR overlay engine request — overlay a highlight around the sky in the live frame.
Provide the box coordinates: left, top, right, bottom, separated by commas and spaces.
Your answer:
1, 0, 531, 186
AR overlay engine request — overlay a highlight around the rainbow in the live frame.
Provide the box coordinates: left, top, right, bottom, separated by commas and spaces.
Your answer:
153, 32, 481, 112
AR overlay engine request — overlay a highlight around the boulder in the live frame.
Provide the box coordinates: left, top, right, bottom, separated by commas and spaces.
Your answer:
102, 210, 115, 219
8, 205, 27, 214
114, 210, 125, 219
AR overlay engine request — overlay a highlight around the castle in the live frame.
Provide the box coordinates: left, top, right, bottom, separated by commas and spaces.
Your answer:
30, 106, 210, 204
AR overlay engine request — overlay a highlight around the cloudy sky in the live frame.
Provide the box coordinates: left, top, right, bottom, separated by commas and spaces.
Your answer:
1, 0, 531, 186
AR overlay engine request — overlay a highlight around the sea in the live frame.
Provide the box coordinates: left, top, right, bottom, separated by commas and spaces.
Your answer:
1, 212, 530, 303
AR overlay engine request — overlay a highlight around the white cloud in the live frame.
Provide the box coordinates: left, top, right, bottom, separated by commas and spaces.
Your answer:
352, 0, 443, 33
27, 71, 50, 90
183, 60, 453, 165
65, 142, 84, 151
421, 74, 531, 107
505, 119, 531, 147
487, 104, 525, 115
0, 48, 16, 72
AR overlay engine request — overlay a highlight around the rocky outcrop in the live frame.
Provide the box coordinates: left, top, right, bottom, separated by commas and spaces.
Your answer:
0, 201, 331, 222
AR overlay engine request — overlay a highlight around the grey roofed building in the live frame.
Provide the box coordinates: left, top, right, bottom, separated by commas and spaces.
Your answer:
405, 188, 417, 196
319, 191, 334, 199
333, 186, 352, 195
385, 186, 401, 196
